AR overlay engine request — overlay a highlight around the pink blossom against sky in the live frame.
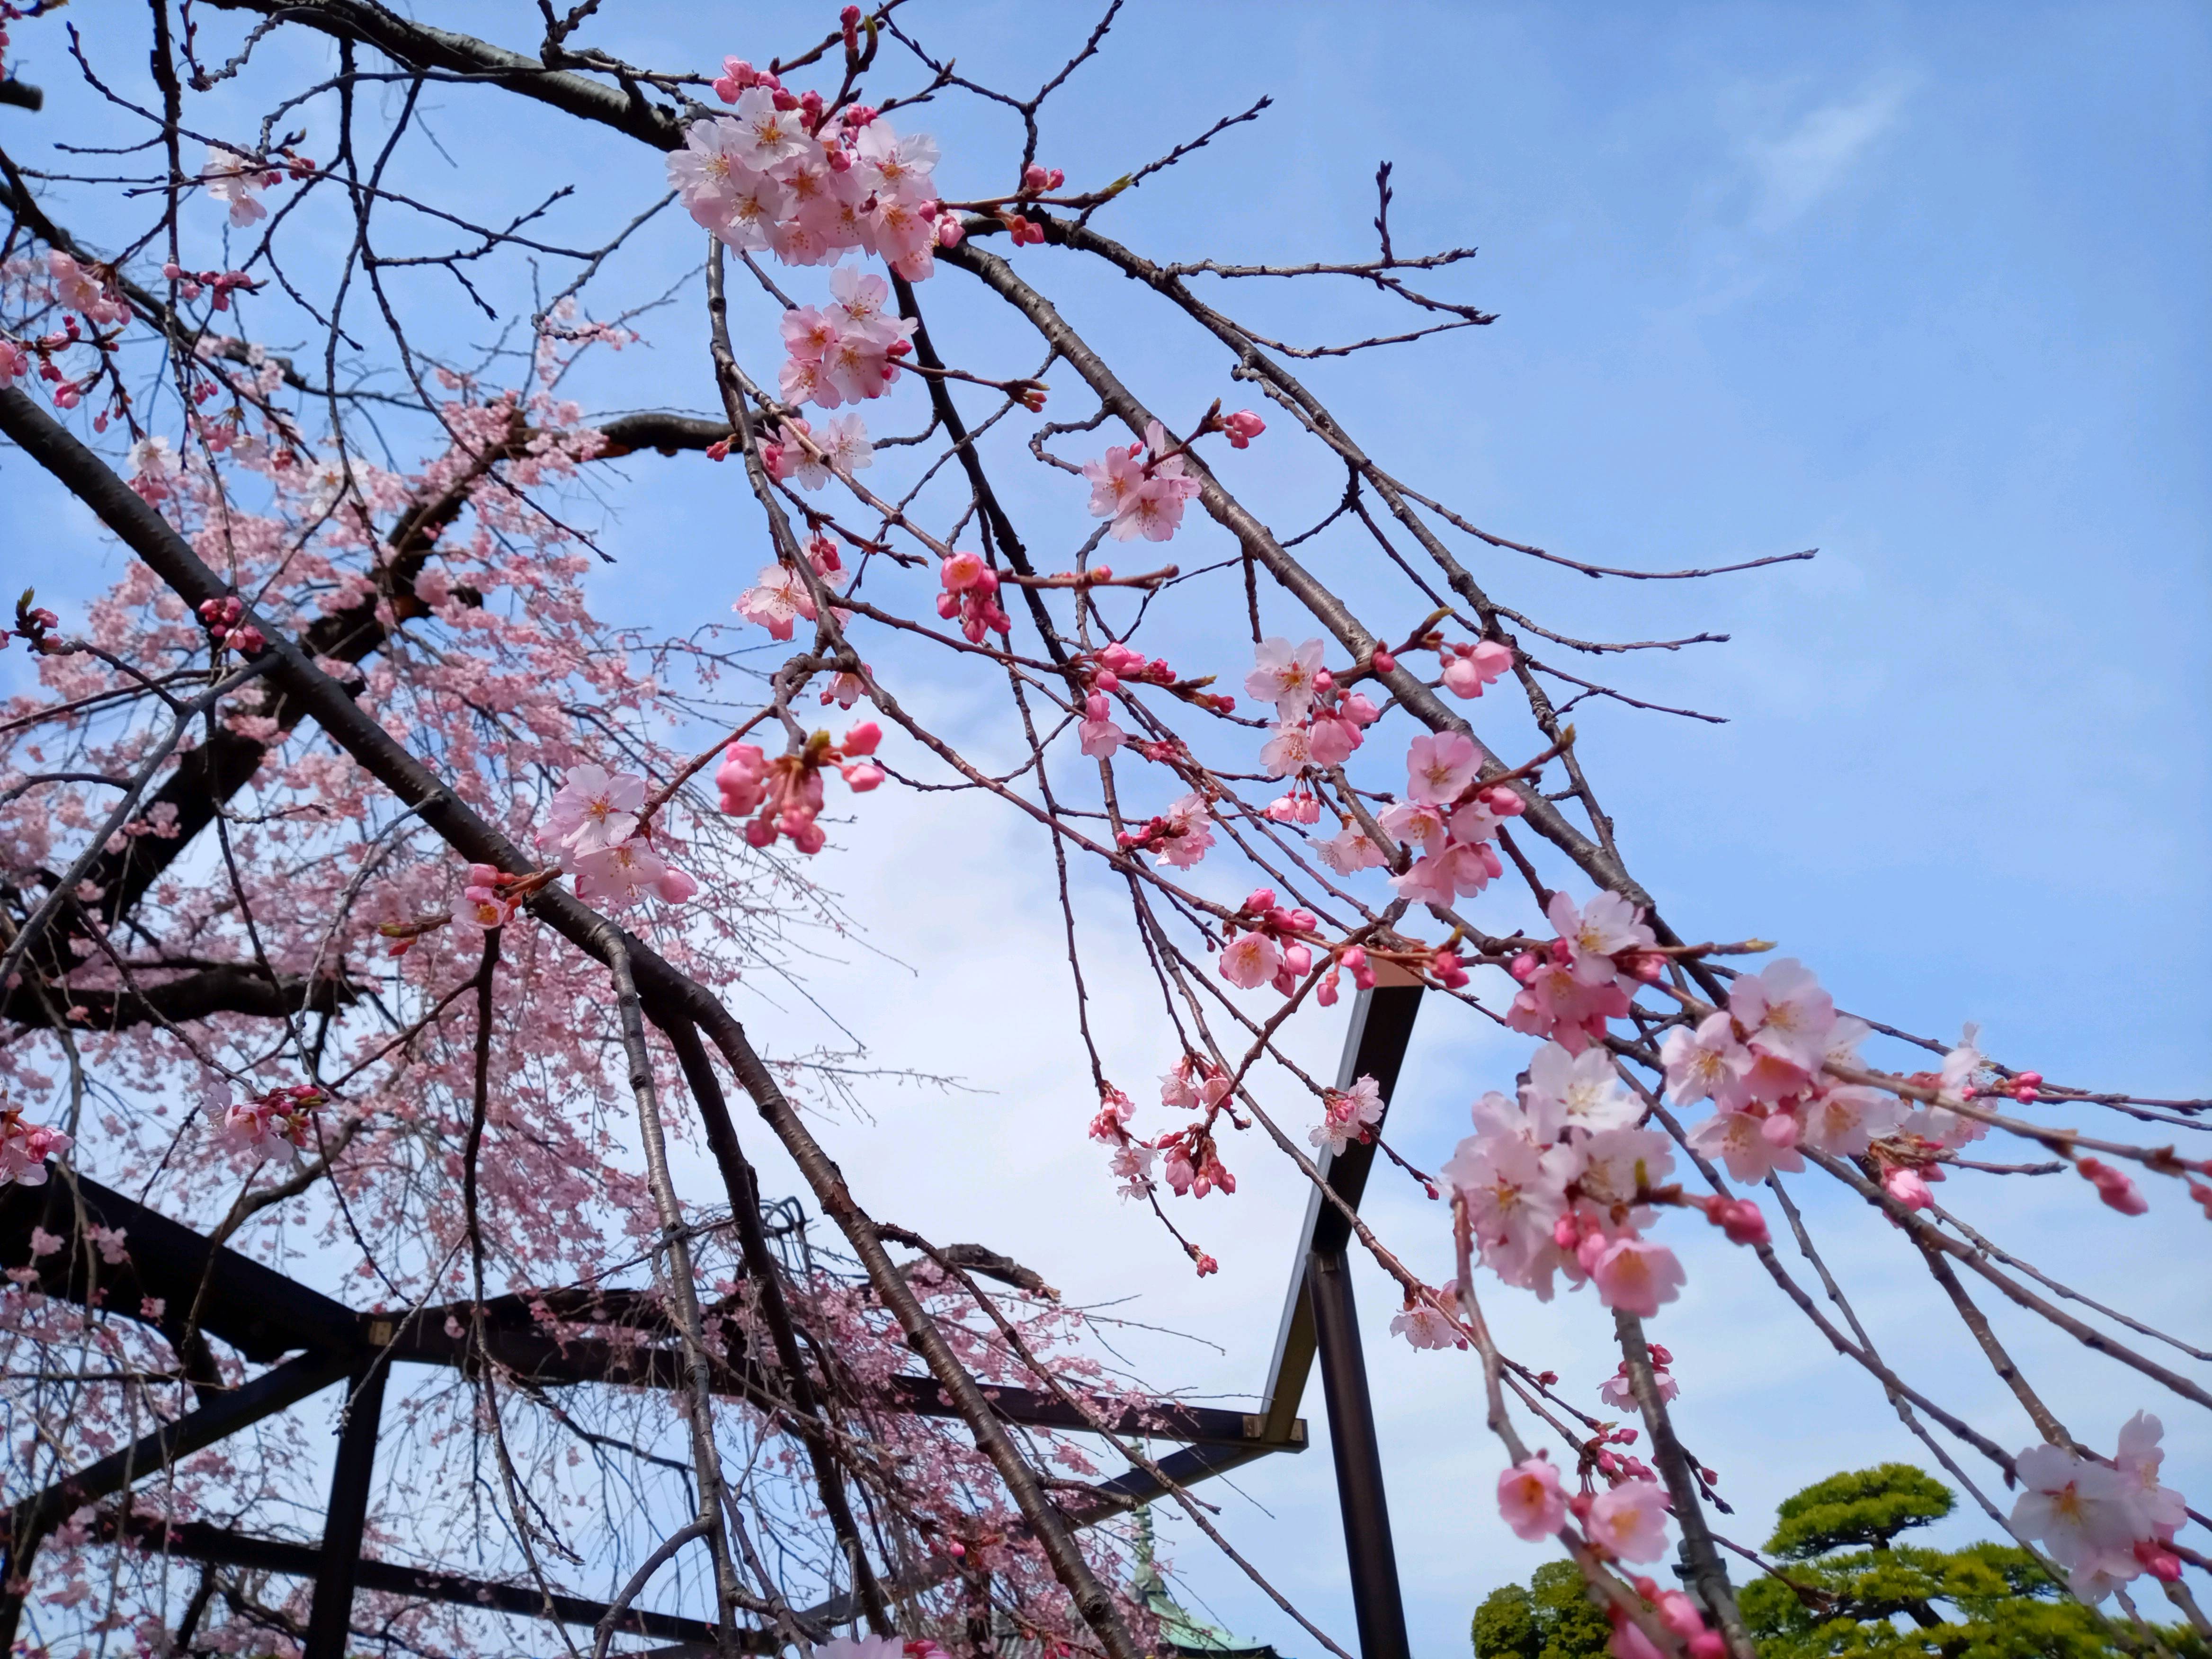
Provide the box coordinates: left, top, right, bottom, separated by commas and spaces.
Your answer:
2, 2, 2204, 1652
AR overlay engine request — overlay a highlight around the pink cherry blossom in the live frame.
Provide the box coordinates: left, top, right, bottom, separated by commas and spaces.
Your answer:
572, 837, 671, 910
1318, 823, 1390, 874
202, 145, 278, 227
1524, 1042, 1641, 1133
1218, 930, 1281, 989
1587, 1479, 1672, 1563
1390, 1296, 1461, 1350
735, 564, 813, 640
1686, 1107, 1805, 1184
1245, 637, 1325, 720
1440, 639, 1514, 698
541, 764, 647, 859
1728, 957, 1836, 1071
1311, 1075, 1385, 1154
1496, 1457, 1568, 1541
2114, 1412, 2188, 1538
1798, 1084, 1903, 1156
2010, 1443, 2143, 1581
1660, 1011, 1747, 1109
1222, 409, 1266, 447
1548, 890, 1656, 985
0, 1113, 72, 1186
1590, 1238, 1686, 1317
1405, 731, 1482, 805
1258, 722, 1313, 778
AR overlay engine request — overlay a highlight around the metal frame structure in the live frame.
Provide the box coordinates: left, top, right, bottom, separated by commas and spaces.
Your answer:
0, 982, 1425, 1657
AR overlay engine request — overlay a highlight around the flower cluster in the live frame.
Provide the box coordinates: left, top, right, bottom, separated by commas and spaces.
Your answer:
1439, 637, 1514, 698
537, 764, 697, 910
737, 533, 849, 641
714, 723, 884, 855
1087, 1086, 1157, 1199
456, 863, 520, 931
1082, 420, 1201, 543
936, 550, 1013, 644
1366, 732, 1525, 905
780, 269, 919, 408
1246, 638, 1385, 814
1115, 791, 1216, 870
1218, 887, 1319, 993
1663, 959, 1954, 1197
1310, 1074, 1385, 1155
2010, 1413, 2189, 1600
669, 66, 950, 277
201, 144, 282, 226
1442, 1036, 1688, 1314
0, 1108, 71, 1186
1506, 891, 1658, 1053
1597, 1344, 1678, 1410
762, 410, 873, 488
194, 595, 266, 656
215, 1084, 326, 1161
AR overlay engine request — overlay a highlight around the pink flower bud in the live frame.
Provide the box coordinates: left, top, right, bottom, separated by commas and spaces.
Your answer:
2077, 1157, 2148, 1216
1023, 163, 1049, 191
1223, 409, 1266, 448
1369, 648, 1396, 674
655, 867, 699, 904
840, 761, 885, 792
842, 721, 882, 756
1883, 1167, 1935, 1211
935, 215, 964, 249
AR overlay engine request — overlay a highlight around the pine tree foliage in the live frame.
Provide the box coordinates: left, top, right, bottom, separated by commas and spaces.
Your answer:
1470, 1467, 2209, 1659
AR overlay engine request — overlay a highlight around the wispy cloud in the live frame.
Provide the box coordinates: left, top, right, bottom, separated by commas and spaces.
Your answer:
1748, 69, 1917, 227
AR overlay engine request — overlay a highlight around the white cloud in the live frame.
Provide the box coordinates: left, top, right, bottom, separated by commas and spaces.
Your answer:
1748, 70, 1917, 227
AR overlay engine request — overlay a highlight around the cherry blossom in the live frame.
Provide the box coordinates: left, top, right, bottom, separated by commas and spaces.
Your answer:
2010, 1440, 2155, 1598
201, 145, 279, 226
1083, 421, 1200, 542
0, 1111, 71, 1186
541, 764, 647, 860
1311, 1074, 1385, 1154
1586, 1478, 1671, 1562
1686, 1107, 1805, 1185
1245, 637, 1325, 721
1588, 1237, 1685, 1318
1598, 1355, 1677, 1410
1391, 1294, 1463, 1350
1524, 1043, 1642, 1133
1218, 930, 1282, 990
736, 563, 815, 640
1405, 731, 1483, 805
1222, 409, 1267, 447
1439, 639, 1514, 698
1496, 1457, 1568, 1541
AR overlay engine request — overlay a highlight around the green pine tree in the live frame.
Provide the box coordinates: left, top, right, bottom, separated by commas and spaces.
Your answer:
1471, 1464, 2207, 1659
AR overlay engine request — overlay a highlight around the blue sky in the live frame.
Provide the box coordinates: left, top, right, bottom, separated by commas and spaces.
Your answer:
3, 2, 2207, 1653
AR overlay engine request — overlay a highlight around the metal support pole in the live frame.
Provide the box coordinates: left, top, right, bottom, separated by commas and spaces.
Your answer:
303, 1356, 388, 1659
1309, 1249, 1411, 1659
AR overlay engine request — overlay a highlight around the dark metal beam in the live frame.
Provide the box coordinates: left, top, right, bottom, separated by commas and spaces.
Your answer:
1258, 981, 1426, 1444
0, 1172, 359, 1363
1310, 1250, 1410, 1659
303, 1357, 388, 1659
105, 1513, 751, 1650
7, 1352, 351, 1545
1252, 979, 1424, 1659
